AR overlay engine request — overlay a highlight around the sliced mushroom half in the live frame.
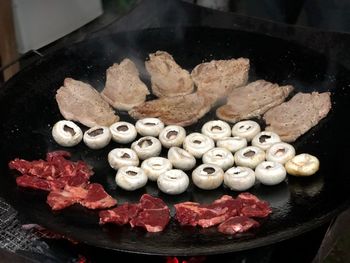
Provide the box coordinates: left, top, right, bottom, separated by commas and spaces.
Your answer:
255, 161, 286, 185
108, 148, 139, 170
157, 169, 189, 195
192, 164, 224, 190
231, 120, 261, 142
83, 126, 112, 149
141, 157, 172, 181
115, 166, 148, 191
285, 153, 319, 176
167, 147, 196, 171
183, 133, 215, 158
52, 120, 83, 147
234, 146, 266, 169
216, 136, 247, 153
131, 136, 162, 160
159, 125, 186, 148
201, 120, 231, 141
266, 142, 296, 164
202, 147, 234, 171
109, 121, 137, 144
224, 166, 255, 191
252, 131, 281, 151
136, 118, 164, 137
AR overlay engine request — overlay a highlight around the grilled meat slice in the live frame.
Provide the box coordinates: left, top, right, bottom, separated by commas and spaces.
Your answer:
56, 78, 118, 127
145, 51, 194, 97
101, 59, 150, 111
216, 80, 294, 123
263, 92, 331, 142
191, 58, 249, 100
129, 92, 214, 126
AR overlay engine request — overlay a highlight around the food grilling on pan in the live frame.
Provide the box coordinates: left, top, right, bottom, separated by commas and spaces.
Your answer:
9, 50, 329, 235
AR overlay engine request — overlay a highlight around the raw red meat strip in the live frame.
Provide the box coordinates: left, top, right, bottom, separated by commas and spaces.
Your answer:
16, 175, 65, 191
237, 193, 272, 218
130, 208, 170, 232
99, 203, 140, 225
218, 216, 260, 234
47, 185, 88, 210
79, 183, 117, 209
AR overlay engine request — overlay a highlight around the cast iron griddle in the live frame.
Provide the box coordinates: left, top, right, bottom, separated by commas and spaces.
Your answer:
0, 28, 349, 256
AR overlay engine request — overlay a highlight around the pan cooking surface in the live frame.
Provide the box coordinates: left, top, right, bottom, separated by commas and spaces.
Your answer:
0, 28, 349, 256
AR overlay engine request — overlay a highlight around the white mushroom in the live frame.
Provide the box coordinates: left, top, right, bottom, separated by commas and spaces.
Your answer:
135, 118, 164, 137
141, 157, 173, 181
216, 136, 247, 153
109, 121, 137, 144
52, 120, 83, 147
231, 120, 261, 142
83, 126, 112, 149
159, 125, 186, 148
285, 153, 320, 176
157, 169, 189, 195
202, 147, 234, 171
108, 148, 139, 170
234, 146, 266, 169
167, 147, 196, 171
252, 131, 281, 151
183, 133, 215, 158
224, 166, 255, 191
192, 164, 224, 190
255, 161, 286, 185
115, 166, 148, 191
201, 120, 231, 141
131, 136, 162, 160
266, 142, 296, 164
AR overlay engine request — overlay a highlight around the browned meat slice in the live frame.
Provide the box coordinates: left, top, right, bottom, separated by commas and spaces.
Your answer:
129, 92, 214, 126
263, 92, 331, 142
101, 59, 150, 110
56, 78, 119, 127
216, 80, 294, 123
145, 51, 194, 97
191, 58, 249, 100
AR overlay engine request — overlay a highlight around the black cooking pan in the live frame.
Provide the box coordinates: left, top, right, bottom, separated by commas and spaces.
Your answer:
0, 27, 349, 256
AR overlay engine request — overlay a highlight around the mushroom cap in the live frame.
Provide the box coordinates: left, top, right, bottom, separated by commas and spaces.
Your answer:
201, 120, 231, 141
159, 125, 186, 148
157, 169, 189, 195
131, 136, 162, 160
141, 157, 173, 181
252, 131, 281, 151
52, 120, 83, 147
109, 121, 137, 144
108, 148, 139, 170
231, 120, 261, 141
234, 146, 266, 169
255, 161, 286, 185
224, 166, 255, 191
167, 147, 196, 171
192, 164, 224, 190
285, 153, 320, 176
266, 142, 296, 164
136, 118, 165, 137
216, 136, 248, 153
115, 166, 148, 191
183, 133, 215, 158
83, 126, 112, 149
202, 147, 234, 171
